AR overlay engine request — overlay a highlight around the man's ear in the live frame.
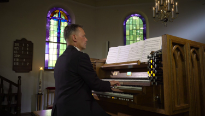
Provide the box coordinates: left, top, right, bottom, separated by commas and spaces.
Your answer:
72, 35, 77, 42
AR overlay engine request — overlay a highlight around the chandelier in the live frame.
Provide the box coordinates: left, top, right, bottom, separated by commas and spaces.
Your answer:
153, 0, 179, 26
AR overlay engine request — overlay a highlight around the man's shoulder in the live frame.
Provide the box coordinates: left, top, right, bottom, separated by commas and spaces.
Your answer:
79, 52, 90, 58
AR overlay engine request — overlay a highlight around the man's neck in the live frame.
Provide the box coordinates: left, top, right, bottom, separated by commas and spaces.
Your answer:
67, 43, 81, 51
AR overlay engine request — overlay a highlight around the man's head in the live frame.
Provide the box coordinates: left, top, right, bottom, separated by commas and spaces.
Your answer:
64, 24, 87, 51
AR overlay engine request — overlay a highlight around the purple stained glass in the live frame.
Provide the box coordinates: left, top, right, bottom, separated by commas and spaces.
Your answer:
123, 14, 146, 45
45, 7, 71, 70
45, 54, 49, 69
45, 42, 49, 54
57, 43, 60, 55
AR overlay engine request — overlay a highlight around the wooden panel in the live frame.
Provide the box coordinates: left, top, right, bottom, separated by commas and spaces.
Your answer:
171, 44, 189, 112
189, 47, 201, 116
202, 47, 205, 116
162, 35, 172, 115
163, 35, 189, 115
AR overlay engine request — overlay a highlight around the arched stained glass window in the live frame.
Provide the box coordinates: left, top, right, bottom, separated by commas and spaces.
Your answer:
45, 7, 71, 70
123, 14, 146, 45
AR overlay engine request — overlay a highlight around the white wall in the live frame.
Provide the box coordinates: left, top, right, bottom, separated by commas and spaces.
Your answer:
0, 0, 205, 113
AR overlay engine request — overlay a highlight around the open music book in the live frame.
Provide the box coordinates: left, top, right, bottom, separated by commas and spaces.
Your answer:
106, 36, 162, 64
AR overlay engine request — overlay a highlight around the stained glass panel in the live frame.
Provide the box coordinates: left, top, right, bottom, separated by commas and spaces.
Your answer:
126, 36, 129, 40
133, 25, 136, 30
124, 14, 146, 45
129, 25, 132, 30
126, 41, 130, 45
137, 24, 139, 29
45, 7, 71, 70
126, 30, 129, 36
133, 30, 136, 35
130, 35, 133, 40
136, 30, 140, 35
126, 19, 130, 24
61, 14, 65, 19
140, 24, 143, 29
129, 17, 133, 24
53, 13, 58, 17
139, 19, 143, 24
133, 35, 136, 41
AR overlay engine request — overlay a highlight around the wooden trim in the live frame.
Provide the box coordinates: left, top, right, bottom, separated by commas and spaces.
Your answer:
0, 75, 18, 87
102, 61, 140, 67
172, 45, 185, 61
162, 34, 172, 115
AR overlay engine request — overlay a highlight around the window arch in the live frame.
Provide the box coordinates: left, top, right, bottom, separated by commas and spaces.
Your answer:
123, 14, 146, 45
45, 7, 71, 70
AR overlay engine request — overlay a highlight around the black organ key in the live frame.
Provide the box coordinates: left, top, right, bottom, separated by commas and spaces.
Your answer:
154, 53, 162, 57
154, 58, 162, 62
152, 73, 163, 77
153, 70, 163, 74
155, 64, 163, 68
153, 62, 162, 66
155, 76, 163, 80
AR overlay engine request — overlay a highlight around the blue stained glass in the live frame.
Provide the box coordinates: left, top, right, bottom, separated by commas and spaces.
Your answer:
61, 20, 67, 22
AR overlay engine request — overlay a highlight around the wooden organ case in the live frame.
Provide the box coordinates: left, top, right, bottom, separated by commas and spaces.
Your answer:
91, 34, 205, 116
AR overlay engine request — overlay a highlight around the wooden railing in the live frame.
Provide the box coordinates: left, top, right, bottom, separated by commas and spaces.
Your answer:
0, 75, 21, 116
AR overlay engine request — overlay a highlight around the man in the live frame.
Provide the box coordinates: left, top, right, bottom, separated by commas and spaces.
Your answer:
52, 24, 120, 116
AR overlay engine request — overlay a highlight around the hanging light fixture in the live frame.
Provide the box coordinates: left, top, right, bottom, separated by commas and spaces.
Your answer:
153, 0, 179, 26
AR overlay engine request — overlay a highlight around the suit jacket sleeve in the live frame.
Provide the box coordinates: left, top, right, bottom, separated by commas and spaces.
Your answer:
77, 53, 112, 92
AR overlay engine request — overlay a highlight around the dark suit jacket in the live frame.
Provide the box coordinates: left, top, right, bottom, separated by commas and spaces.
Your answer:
52, 45, 112, 116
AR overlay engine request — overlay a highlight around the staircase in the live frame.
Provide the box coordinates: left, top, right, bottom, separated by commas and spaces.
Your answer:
0, 75, 21, 116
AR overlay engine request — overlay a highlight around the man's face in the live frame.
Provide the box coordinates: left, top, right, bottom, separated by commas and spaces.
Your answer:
74, 27, 87, 51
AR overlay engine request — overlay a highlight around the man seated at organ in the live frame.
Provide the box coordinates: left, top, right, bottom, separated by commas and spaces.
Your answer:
51, 24, 120, 116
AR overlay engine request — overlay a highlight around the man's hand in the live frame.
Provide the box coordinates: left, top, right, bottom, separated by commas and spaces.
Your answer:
109, 80, 121, 86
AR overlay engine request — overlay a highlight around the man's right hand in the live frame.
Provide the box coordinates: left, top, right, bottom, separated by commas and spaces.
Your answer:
109, 80, 121, 86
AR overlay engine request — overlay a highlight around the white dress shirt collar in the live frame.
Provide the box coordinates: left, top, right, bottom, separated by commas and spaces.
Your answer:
74, 46, 81, 51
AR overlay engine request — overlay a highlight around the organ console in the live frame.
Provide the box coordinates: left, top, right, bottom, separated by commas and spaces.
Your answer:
91, 34, 205, 116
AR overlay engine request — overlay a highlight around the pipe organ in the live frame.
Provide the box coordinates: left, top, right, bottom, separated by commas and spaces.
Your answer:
91, 34, 205, 116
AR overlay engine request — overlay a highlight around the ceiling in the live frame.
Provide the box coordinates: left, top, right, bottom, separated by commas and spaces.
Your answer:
71, 0, 154, 7
71, 0, 204, 7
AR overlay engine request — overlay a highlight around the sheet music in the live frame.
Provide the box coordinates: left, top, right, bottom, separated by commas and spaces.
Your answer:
106, 47, 119, 64
106, 36, 162, 64
140, 36, 162, 63
116, 45, 131, 63
127, 40, 144, 62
